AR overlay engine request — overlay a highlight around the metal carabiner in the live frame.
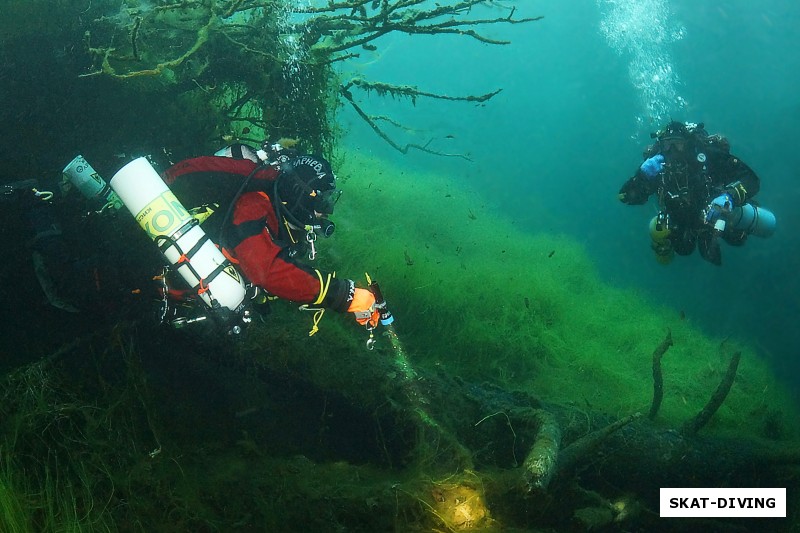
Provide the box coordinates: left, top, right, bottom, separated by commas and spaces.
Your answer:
306, 230, 317, 260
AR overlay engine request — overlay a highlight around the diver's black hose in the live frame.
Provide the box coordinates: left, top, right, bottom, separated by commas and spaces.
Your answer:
272, 176, 308, 231
218, 161, 267, 246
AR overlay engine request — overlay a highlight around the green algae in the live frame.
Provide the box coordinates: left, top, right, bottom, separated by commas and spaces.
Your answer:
330, 149, 799, 440
0, 150, 798, 532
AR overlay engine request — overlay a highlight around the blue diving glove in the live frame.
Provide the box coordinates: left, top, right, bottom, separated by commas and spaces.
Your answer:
704, 193, 734, 224
640, 154, 665, 179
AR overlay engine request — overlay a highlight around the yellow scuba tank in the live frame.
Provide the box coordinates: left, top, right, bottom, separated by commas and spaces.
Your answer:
649, 213, 674, 265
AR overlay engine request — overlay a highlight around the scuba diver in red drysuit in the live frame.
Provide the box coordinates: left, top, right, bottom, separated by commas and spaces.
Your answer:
161, 142, 379, 327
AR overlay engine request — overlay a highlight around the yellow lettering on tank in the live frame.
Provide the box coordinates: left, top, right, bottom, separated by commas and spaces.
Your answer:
136, 191, 190, 240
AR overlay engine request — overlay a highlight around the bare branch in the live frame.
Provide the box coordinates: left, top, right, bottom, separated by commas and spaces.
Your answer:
341, 86, 473, 160
305, 0, 543, 54
77, 0, 540, 155
343, 78, 501, 105
681, 352, 742, 436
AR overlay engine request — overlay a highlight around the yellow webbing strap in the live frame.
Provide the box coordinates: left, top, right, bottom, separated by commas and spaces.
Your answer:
282, 216, 298, 244
730, 181, 748, 205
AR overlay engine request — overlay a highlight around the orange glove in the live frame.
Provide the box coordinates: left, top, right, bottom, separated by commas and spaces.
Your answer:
347, 288, 380, 327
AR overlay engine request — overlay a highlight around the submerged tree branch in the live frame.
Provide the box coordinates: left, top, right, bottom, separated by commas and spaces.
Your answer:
78, 0, 541, 155
522, 409, 561, 492
648, 329, 673, 420
341, 86, 473, 160
303, 1, 543, 54
681, 352, 742, 436
82, 14, 216, 79
341, 78, 502, 158
343, 78, 501, 105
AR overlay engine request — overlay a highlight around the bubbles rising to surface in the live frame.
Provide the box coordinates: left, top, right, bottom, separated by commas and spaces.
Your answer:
274, 0, 325, 134
597, 0, 688, 134
275, 2, 305, 84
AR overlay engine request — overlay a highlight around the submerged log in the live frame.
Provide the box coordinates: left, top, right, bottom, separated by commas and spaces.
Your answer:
556, 412, 643, 476
521, 408, 561, 491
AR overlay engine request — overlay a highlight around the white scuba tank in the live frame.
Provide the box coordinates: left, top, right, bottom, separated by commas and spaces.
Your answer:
110, 157, 247, 313
62, 155, 123, 210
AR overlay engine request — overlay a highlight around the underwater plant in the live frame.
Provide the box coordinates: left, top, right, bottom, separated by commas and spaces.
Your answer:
75, 2, 538, 155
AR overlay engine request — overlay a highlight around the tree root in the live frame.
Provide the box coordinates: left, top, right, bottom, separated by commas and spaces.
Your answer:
557, 412, 643, 476
384, 324, 475, 470
648, 328, 673, 420
681, 351, 741, 436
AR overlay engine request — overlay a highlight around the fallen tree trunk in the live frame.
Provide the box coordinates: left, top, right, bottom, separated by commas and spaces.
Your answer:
211, 325, 800, 529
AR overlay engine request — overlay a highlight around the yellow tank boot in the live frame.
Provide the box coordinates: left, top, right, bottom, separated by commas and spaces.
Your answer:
649, 214, 674, 265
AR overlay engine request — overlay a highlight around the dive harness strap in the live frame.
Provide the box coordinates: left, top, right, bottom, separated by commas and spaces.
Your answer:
154, 218, 233, 309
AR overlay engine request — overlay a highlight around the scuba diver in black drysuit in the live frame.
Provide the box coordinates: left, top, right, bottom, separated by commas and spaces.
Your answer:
618, 121, 776, 265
